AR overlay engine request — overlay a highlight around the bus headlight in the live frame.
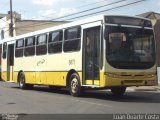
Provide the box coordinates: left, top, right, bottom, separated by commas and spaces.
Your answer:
147, 74, 155, 78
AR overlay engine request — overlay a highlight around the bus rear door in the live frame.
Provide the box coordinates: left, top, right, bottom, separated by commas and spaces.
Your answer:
7, 43, 14, 81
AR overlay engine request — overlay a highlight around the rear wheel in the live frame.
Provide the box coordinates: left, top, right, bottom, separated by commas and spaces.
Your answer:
18, 72, 33, 89
110, 86, 126, 96
69, 73, 82, 97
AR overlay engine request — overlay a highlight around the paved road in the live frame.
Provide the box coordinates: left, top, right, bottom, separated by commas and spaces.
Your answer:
0, 81, 160, 114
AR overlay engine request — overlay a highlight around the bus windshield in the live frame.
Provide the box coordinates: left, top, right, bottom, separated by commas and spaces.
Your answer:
105, 26, 155, 69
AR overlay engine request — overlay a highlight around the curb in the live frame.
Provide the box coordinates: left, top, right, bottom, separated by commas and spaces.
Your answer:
128, 86, 160, 92
134, 88, 158, 91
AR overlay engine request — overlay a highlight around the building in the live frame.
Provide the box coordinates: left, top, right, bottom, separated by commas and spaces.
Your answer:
138, 11, 160, 25
14, 20, 68, 36
138, 12, 160, 84
0, 16, 8, 39
0, 12, 68, 40
138, 12, 160, 65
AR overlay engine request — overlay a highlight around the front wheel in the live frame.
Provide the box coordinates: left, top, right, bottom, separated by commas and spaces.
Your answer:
69, 73, 82, 97
110, 86, 126, 96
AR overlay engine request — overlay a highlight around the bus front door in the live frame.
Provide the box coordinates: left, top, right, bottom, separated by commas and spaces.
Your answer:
7, 44, 14, 81
83, 26, 101, 86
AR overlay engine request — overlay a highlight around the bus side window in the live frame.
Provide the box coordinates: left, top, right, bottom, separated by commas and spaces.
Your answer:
48, 30, 62, 54
2, 42, 7, 59
36, 34, 47, 55
24, 36, 35, 56
64, 26, 81, 52
15, 39, 24, 57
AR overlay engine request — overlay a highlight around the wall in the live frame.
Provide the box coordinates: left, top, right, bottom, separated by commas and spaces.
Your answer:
154, 20, 160, 66
154, 20, 160, 84
0, 17, 10, 40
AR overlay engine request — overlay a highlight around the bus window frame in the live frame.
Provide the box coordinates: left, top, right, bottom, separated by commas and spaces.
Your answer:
24, 36, 36, 57
48, 30, 63, 54
2, 42, 7, 59
63, 26, 81, 52
15, 39, 24, 58
36, 33, 47, 56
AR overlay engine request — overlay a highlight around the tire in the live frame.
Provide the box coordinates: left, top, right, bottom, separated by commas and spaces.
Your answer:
18, 72, 33, 89
111, 86, 126, 96
69, 73, 82, 97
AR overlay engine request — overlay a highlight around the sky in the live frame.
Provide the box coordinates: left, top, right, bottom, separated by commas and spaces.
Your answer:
0, 0, 160, 21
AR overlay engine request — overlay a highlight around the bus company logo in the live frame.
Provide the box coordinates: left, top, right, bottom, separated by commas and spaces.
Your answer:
69, 59, 75, 65
37, 59, 45, 66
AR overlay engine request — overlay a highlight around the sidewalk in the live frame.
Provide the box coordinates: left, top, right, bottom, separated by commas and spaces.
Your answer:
128, 84, 160, 91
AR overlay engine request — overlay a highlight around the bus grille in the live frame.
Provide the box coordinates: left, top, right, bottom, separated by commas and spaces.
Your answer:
121, 75, 144, 77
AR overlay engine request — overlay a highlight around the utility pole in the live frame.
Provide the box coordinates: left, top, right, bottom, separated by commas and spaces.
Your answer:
9, 0, 14, 37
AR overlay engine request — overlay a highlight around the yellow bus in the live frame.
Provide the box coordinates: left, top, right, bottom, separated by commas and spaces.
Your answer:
0, 15, 157, 96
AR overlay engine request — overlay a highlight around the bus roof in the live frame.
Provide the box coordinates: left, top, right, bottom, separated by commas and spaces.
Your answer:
0, 14, 151, 43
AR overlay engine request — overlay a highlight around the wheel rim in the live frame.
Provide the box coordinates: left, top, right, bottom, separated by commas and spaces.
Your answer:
19, 74, 24, 87
71, 78, 78, 93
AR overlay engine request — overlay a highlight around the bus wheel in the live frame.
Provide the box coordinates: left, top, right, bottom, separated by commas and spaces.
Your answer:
18, 72, 26, 89
69, 73, 82, 97
110, 86, 126, 96
18, 73, 33, 89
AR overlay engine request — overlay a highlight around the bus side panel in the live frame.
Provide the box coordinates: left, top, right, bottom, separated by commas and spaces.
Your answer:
46, 72, 66, 86
14, 57, 23, 83
1, 59, 7, 81
14, 56, 36, 84
47, 54, 64, 86
62, 52, 82, 85
25, 72, 36, 84
13, 71, 36, 84
13, 71, 18, 83
1, 72, 7, 81
46, 52, 82, 86
24, 57, 36, 84
36, 55, 47, 84
45, 71, 82, 86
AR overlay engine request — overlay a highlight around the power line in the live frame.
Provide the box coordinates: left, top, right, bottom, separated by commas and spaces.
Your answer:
0, 18, 9, 24
0, 1, 9, 9
0, 0, 151, 39
72, 0, 108, 9
64, 0, 148, 21
51, 0, 127, 21
25, 0, 109, 20
5, 0, 149, 37
15, 0, 148, 30
29, 0, 126, 21
15, 0, 127, 29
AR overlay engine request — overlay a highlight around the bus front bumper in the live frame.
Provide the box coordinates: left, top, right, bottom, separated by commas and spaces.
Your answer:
103, 73, 157, 87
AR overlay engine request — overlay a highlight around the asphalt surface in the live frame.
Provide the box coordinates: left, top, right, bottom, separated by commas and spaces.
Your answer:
0, 81, 160, 114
